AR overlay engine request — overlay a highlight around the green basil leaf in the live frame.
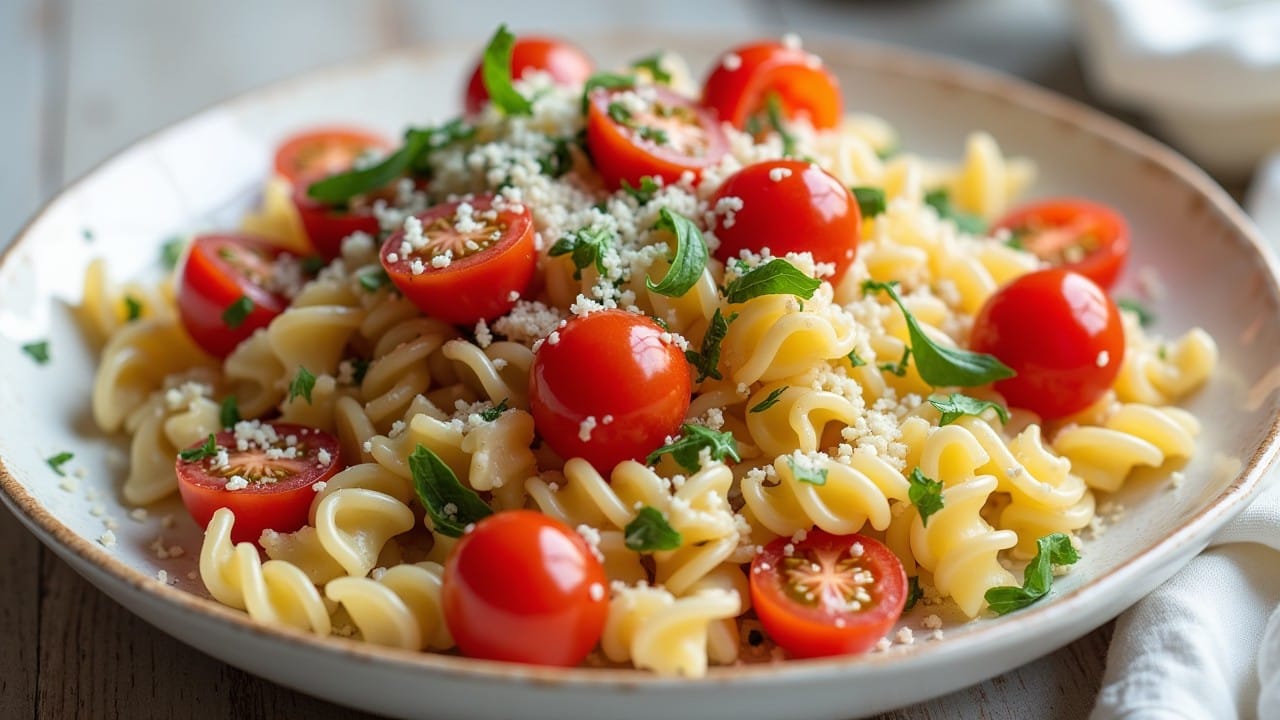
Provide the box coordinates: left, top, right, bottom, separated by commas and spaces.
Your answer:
749, 386, 788, 413
179, 434, 218, 463
1116, 298, 1156, 328
306, 130, 429, 205
124, 295, 143, 322
408, 443, 494, 538
22, 340, 50, 365
929, 393, 1010, 426
479, 398, 509, 422
924, 188, 986, 235
645, 423, 740, 473
631, 53, 672, 84
46, 451, 74, 476
580, 72, 635, 113
549, 226, 614, 280
481, 24, 533, 116
846, 349, 867, 368
287, 366, 316, 404
851, 186, 886, 218
357, 266, 391, 293
908, 467, 944, 526
786, 456, 828, 486
723, 259, 822, 304
764, 92, 797, 157
623, 506, 682, 552
984, 533, 1079, 615
219, 396, 240, 429
221, 296, 254, 329
684, 308, 734, 383
646, 208, 708, 297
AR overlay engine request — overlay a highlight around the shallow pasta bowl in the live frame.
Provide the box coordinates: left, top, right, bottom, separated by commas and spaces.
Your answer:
2, 31, 1279, 720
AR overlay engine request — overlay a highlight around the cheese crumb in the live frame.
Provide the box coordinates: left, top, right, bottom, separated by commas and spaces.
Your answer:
922, 614, 943, 630
1096, 350, 1110, 367
588, 582, 605, 602
225, 475, 249, 491
98, 530, 117, 548
316, 448, 332, 467
579, 416, 598, 442
768, 167, 793, 182
895, 627, 915, 645
129, 508, 148, 522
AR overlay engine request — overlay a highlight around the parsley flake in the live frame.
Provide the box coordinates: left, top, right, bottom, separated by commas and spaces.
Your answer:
631, 53, 673, 84
846, 349, 867, 367
124, 295, 143, 322
645, 423, 740, 473
878, 346, 911, 377
408, 443, 493, 538
684, 308, 735, 383
580, 72, 635, 113
549, 226, 615, 280
179, 434, 218, 462
479, 399, 510, 422
904, 576, 923, 611
46, 452, 74, 476
908, 467, 944, 526
749, 386, 788, 413
538, 136, 576, 178
851, 186, 887, 218
21, 340, 50, 365
786, 455, 828, 486
621, 176, 660, 205
288, 367, 316, 404
350, 358, 370, 385
300, 255, 326, 275
924, 189, 986, 235
357, 266, 391, 292
723, 259, 822, 304
929, 393, 1009, 426
984, 533, 1080, 615
624, 506, 682, 552
219, 396, 240, 429
221, 296, 254, 329
1116, 298, 1156, 328
646, 209, 709, 297
161, 237, 186, 269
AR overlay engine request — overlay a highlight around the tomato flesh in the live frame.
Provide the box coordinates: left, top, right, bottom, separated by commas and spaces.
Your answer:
528, 310, 691, 472
176, 422, 341, 544
273, 127, 390, 187
711, 159, 861, 280
971, 269, 1125, 420
702, 40, 842, 131
994, 199, 1130, 290
380, 194, 536, 325
585, 86, 729, 190
750, 531, 906, 658
176, 234, 290, 358
442, 510, 608, 666
464, 36, 594, 116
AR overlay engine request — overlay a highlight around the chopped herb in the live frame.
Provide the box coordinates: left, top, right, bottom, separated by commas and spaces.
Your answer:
408, 444, 493, 538
862, 280, 1015, 387
161, 237, 186, 269
984, 533, 1080, 615
300, 255, 326, 275
46, 452, 74, 476
786, 456, 828, 486
646, 209, 709, 297
650, 315, 670, 332
350, 357, 370, 385
287, 366, 316, 404
480, 24, 533, 116
846, 349, 867, 367
631, 53, 672, 84
479, 399, 510, 422
1157, 344, 1168, 361
22, 341, 50, 365
538, 136, 575, 178
123, 295, 143, 322
684, 308, 735, 383
221, 296, 254, 329
219, 396, 240, 429
357, 266, 391, 292
908, 467, 944, 527
875, 142, 900, 160
1004, 235, 1025, 251
749, 386, 788, 413
179, 434, 218, 462
924, 189, 986, 235
624, 506, 682, 552
722, 259, 822, 304
904, 576, 923, 611
607, 101, 632, 124
764, 92, 797, 157
548, 226, 615, 280
878, 346, 911, 377
645, 423, 741, 473
580, 72, 635, 113
81, 228, 94, 242
308, 119, 473, 204
929, 393, 1010, 426
620, 176, 660, 205
851, 186, 887, 218
1116, 298, 1155, 328
635, 125, 668, 145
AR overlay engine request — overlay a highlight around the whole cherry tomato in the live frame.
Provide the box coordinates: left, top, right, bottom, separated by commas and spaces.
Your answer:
464, 36, 593, 115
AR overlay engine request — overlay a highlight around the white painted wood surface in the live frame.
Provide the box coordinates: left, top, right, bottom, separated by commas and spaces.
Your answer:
2, 1, 1160, 717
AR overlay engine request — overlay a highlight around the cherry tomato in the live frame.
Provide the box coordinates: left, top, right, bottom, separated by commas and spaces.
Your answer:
994, 199, 1130, 289
528, 310, 691, 471
176, 422, 341, 544
380, 194, 535, 325
273, 127, 390, 187
711, 159, 861, 280
750, 531, 906, 659
177, 234, 290, 358
464, 36, 594, 115
702, 40, 841, 131
442, 510, 608, 666
585, 86, 729, 190
970, 269, 1125, 420
291, 182, 389, 261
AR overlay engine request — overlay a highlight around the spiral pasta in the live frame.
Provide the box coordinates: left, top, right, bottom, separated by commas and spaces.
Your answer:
326, 562, 453, 651
601, 582, 742, 677
1052, 403, 1200, 492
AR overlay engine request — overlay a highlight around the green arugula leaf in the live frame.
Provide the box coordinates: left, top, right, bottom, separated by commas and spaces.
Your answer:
924, 188, 986, 235
929, 393, 1010, 426
124, 295, 143, 322
878, 346, 911, 377
621, 176, 660, 205
179, 434, 218, 462
646, 208, 709, 297
580, 72, 634, 113
631, 53, 672, 84
846, 349, 867, 368
851, 186, 886, 218
722, 259, 822, 304
786, 455, 828, 486
645, 423, 740, 473
46, 452, 74, 476
479, 398, 509, 422
624, 506, 682, 552
862, 280, 1015, 387
904, 576, 923, 611
749, 386, 788, 413
22, 340, 50, 365
984, 533, 1080, 615
908, 467, 944, 527
481, 24, 533, 116
684, 308, 734, 383
549, 226, 615, 280
221, 296, 254, 329
408, 443, 494, 538
288, 366, 316, 404
161, 237, 186, 269
357, 266, 391, 292
1116, 298, 1156, 328
219, 396, 240, 429
764, 92, 797, 157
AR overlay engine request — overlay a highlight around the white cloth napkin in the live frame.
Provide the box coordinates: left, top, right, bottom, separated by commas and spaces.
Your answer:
1090, 153, 1280, 720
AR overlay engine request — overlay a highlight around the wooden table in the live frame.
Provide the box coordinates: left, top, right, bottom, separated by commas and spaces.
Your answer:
2, 0, 1182, 717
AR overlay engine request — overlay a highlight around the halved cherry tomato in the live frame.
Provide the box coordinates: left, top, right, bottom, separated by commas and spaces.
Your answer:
292, 181, 394, 261
585, 86, 729, 190
464, 36, 594, 116
380, 194, 535, 325
994, 199, 1130, 290
970, 268, 1125, 420
272, 127, 390, 187
702, 40, 842, 131
442, 510, 608, 666
177, 234, 290, 358
175, 422, 341, 544
711, 159, 861, 280
750, 531, 906, 659
528, 310, 691, 471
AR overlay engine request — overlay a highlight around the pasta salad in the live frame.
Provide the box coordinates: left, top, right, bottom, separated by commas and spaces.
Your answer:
82, 27, 1218, 676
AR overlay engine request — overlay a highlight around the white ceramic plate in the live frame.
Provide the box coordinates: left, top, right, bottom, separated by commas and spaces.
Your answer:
3, 32, 1279, 720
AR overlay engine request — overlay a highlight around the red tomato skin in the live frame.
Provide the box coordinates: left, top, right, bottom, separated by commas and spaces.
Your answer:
380, 195, 536, 325
176, 234, 288, 359
291, 184, 381, 261
273, 127, 390, 187
750, 531, 906, 659
528, 310, 691, 472
585, 87, 730, 190
970, 269, 1126, 420
993, 198, 1130, 289
175, 424, 341, 545
711, 160, 861, 280
442, 511, 608, 666
702, 41, 842, 130
464, 36, 594, 115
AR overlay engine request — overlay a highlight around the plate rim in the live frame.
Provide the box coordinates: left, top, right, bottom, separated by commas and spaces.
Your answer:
3, 29, 1279, 690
